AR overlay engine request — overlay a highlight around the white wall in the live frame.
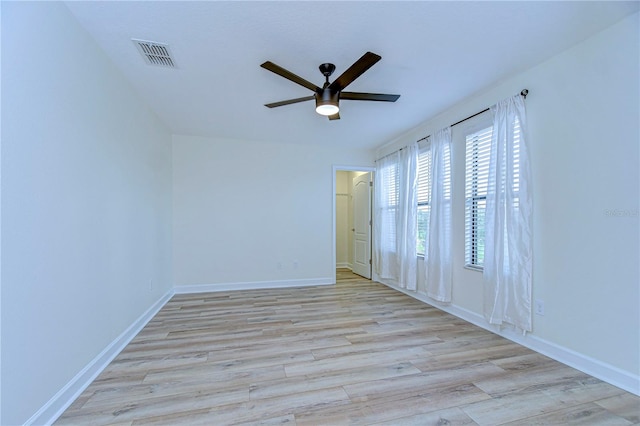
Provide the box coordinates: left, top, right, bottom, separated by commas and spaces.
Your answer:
1, 3, 173, 424
377, 13, 639, 390
172, 135, 373, 288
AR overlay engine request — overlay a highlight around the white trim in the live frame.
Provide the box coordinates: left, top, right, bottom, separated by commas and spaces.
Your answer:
336, 262, 352, 270
25, 290, 174, 426
173, 277, 334, 294
379, 280, 640, 397
27, 276, 640, 426
28, 277, 334, 425
0, 3, 3, 418
0, 3, 3, 412
332, 165, 375, 285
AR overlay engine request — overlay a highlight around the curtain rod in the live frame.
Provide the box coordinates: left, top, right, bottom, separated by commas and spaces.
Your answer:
375, 145, 405, 163
416, 89, 529, 143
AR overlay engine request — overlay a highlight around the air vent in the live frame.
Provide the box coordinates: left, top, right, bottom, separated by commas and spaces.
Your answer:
132, 39, 176, 68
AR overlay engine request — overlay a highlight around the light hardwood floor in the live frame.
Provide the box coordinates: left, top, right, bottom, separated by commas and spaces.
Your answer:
57, 270, 640, 425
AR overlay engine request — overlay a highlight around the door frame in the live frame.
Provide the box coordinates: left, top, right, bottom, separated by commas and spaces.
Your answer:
332, 165, 375, 284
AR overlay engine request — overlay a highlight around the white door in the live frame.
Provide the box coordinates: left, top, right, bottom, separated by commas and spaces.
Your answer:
352, 173, 372, 279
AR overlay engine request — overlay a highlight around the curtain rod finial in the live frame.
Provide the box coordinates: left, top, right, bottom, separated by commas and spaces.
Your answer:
521, 89, 529, 99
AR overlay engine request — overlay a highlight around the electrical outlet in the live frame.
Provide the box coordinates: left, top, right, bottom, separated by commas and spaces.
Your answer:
535, 299, 545, 316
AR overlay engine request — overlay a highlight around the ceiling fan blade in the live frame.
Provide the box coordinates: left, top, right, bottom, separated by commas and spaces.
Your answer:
265, 95, 315, 108
261, 61, 321, 92
328, 52, 381, 92
340, 92, 400, 102
328, 112, 340, 120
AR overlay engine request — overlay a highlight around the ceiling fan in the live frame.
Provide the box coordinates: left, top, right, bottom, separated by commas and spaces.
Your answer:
261, 52, 400, 120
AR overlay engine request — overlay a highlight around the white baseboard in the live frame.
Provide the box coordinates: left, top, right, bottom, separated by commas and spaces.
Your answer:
26, 290, 174, 426
29, 277, 334, 424
336, 262, 352, 269
379, 280, 640, 396
173, 277, 334, 294
32, 276, 638, 426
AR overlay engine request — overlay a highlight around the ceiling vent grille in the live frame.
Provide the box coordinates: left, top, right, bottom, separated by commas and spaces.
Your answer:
132, 39, 176, 68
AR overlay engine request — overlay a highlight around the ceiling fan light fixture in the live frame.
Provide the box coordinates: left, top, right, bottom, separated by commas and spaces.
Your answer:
316, 103, 339, 116
315, 90, 339, 116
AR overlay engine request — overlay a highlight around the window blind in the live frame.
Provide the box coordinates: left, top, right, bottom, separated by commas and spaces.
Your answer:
465, 119, 521, 269
380, 161, 399, 252
416, 148, 431, 256
513, 119, 521, 196
465, 126, 492, 268
416, 142, 450, 257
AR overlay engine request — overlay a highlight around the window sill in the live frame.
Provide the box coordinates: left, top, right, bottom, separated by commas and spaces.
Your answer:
464, 265, 483, 273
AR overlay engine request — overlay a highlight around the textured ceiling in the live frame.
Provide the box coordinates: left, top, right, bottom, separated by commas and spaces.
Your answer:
65, 1, 638, 149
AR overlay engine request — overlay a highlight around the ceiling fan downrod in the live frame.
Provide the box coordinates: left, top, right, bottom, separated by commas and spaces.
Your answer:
319, 63, 336, 86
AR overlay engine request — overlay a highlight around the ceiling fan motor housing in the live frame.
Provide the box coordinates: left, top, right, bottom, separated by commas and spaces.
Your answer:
316, 88, 339, 103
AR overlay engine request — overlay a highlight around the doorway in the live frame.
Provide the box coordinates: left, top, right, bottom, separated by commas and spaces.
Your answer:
334, 167, 374, 281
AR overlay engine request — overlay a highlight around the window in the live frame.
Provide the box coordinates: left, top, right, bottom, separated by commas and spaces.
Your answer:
465, 120, 522, 269
379, 161, 399, 253
465, 126, 492, 269
416, 142, 450, 257
416, 149, 431, 256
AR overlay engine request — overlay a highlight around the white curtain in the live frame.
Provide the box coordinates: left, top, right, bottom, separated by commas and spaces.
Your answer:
374, 153, 399, 281
483, 94, 533, 333
374, 143, 418, 290
424, 127, 452, 302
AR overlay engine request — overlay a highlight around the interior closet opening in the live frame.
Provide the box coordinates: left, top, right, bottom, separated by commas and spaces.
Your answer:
334, 168, 374, 281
